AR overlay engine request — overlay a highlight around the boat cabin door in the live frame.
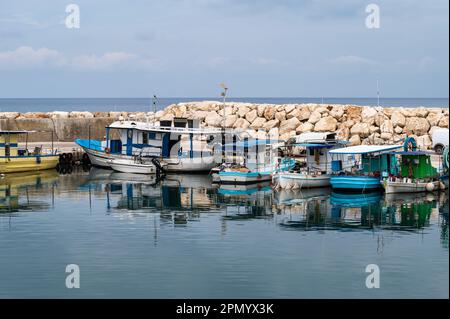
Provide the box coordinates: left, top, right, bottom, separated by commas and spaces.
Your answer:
126, 129, 133, 156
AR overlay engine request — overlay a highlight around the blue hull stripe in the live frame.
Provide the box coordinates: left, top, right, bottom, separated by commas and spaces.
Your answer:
330, 176, 382, 189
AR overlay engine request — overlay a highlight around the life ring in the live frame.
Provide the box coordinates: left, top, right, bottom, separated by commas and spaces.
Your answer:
403, 136, 417, 152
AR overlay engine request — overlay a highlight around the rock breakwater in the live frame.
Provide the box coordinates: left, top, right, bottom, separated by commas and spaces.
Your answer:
0, 102, 448, 148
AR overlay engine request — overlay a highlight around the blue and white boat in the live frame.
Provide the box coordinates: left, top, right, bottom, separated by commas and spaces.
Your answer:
329, 144, 403, 192
217, 139, 295, 185
272, 132, 349, 190
76, 117, 222, 172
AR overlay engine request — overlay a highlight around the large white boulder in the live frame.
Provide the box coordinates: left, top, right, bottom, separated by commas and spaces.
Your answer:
350, 122, 370, 137
391, 111, 406, 127
296, 122, 314, 134
404, 117, 430, 135
307, 111, 321, 124
361, 107, 378, 125
204, 111, 222, 126
69, 111, 94, 119
279, 117, 300, 135
314, 116, 337, 132
249, 117, 267, 130
0, 112, 20, 119
245, 109, 258, 123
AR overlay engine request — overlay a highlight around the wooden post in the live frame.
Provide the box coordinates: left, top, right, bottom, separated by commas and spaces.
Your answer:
25, 132, 28, 154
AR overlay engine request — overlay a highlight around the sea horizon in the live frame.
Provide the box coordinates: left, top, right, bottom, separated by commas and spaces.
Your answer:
0, 97, 448, 113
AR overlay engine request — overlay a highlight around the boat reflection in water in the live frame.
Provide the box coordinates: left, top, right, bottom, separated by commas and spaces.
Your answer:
0, 170, 58, 213
439, 191, 449, 248
217, 182, 273, 220
79, 168, 447, 243
81, 168, 218, 225
278, 189, 440, 232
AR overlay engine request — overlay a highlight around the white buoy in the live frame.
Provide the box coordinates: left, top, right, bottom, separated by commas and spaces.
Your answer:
439, 182, 446, 190
426, 182, 435, 192
292, 181, 300, 189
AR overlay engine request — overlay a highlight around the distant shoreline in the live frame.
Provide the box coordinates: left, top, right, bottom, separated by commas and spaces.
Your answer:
0, 97, 448, 113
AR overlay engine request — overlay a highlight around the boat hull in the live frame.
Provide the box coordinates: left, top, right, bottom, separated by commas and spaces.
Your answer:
219, 171, 272, 185
273, 172, 330, 189
109, 160, 158, 175
330, 175, 382, 191
164, 156, 216, 172
81, 145, 216, 172
0, 155, 59, 174
382, 179, 442, 194
82, 147, 115, 168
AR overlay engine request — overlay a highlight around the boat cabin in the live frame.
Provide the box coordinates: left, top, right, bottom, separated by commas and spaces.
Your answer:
83, 118, 219, 159
329, 145, 403, 176
0, 130, 50, 158
293, 132, 348, 174
394, 151, 438, 179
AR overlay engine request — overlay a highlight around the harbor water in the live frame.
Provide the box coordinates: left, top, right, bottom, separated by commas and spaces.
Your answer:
0, 168, 448, 298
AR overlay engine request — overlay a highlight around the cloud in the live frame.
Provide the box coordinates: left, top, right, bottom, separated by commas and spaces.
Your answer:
328, 55, 380, 66
251, 57, 284, 66
0, 47, 161, 71
0, 46, 65, 69
70, 52, 138, 70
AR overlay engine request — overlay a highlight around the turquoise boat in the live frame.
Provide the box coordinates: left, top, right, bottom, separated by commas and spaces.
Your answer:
329, 144, 403, 192
217, 139, 295, 185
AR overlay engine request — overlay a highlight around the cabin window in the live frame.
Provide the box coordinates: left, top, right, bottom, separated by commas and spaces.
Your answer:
5, 145, 10, 157
143, 132, 148, 145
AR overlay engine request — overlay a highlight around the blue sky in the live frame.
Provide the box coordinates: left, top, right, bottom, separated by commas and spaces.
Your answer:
0, 0, 448, 98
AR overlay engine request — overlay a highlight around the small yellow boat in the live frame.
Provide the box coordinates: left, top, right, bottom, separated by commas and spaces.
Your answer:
0, 130, 59, 174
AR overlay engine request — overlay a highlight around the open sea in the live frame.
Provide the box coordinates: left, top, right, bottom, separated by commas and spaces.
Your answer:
0, 168, 448, 298
0, 97, 448, 113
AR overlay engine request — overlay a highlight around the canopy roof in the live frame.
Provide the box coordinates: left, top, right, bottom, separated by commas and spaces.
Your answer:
329, 144, 403, 155
223, 139, 283, 148
294, 143, 341, 149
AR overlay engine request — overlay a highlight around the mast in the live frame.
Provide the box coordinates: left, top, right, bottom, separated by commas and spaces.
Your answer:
153, 95, 158, 114
220, 83, 228, 164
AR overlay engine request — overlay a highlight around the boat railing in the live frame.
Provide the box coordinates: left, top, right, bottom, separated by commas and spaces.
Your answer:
17, 145, 58, 156
111, 120, 223, 135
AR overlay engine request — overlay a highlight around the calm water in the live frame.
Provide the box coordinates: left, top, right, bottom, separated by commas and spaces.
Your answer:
0, 97, 448, 113
0, 168, 448, 298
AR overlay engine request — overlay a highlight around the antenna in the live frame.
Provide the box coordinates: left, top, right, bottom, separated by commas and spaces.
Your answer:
152, 95, 158, 113
376, 80, 380, 107
220, 83, 228, 104
220, 83, 228, 164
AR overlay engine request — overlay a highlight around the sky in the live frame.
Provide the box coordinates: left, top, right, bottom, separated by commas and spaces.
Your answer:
0, 0, 448, 98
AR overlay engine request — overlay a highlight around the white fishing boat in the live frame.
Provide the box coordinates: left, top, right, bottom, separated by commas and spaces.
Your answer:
76, 117, 222, 172
381, 141, 446, 194
272, 132, 349, 190
382, 179, 442, 194
108, 157, 164, 175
